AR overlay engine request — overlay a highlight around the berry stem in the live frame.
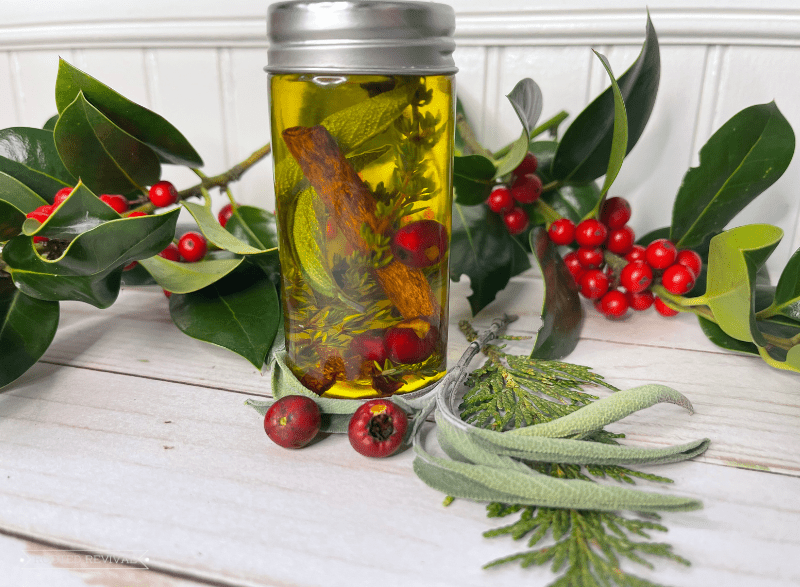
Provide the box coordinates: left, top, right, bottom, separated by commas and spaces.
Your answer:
177, 142, 273, 201
541, 179, 563, 193
530, 110, 569, 140
533, 199, 563, 228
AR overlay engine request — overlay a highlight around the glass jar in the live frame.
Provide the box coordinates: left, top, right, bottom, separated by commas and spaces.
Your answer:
266, 1, 457, 399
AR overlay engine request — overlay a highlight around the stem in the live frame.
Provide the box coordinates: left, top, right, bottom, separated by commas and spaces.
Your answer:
541, 180, 563, 193
177, 142, 272, 201
534, 199, 563, 227
456, 113, 493, 158
530, 110, 569, 140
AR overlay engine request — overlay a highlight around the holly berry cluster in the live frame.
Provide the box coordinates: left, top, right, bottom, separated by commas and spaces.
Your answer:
263, 395, 409, 458
485, 152, 542, 235
548, 196, 702, 319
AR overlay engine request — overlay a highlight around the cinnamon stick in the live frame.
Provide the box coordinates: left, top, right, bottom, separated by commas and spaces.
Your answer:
282, 124, 439, 319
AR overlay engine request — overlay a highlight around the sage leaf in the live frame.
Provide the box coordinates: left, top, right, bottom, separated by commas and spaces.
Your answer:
0, 279, 59, 389
169, 265, 280, 369
529, 227, 583, 360
0, 127, 75, 198
182, 201, 266, 255
670, 102, 795, 250
138, 255, 244, 294
55, 59, 202, 167
54, 92, 162, 194
551, 14, 659, 183
291, 187, 337, 297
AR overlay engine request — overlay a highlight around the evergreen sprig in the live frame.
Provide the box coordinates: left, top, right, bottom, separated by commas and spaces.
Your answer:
456, 320, 692, 586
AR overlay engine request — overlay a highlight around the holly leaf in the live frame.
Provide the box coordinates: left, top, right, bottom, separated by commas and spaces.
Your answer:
224, 205, 279, 250
54, 92, 162, 194
182, 202, 268, 255
450, 203, 531, 315
169, 264, 281, 369
138, 255, 244, 294
506, 78, 543, 137
670, 102, 795, 250
697, 316, 759, 356
0, 279, 60, 389
3, 208, 179, 308
453, 155, 496, 205
0, 127, 75, 199
55, 59, 202, 167
529, 228, 583, 359
769, 246, 800, 321
551, 14, 659, 183
22, 182, 119, 239
0, 172, 49, 240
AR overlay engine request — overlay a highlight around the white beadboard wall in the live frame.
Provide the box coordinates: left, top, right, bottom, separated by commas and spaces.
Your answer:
2, 0, 800, 275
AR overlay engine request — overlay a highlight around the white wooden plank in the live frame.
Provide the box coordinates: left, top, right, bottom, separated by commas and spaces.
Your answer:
71, 48, 150, 109
0, 366, 798, 586
453, 45, 487, 144
8, 50, 72, 128
0, 53, 20, 128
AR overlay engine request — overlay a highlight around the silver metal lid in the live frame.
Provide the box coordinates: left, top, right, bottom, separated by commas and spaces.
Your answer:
266, 1, 457, 75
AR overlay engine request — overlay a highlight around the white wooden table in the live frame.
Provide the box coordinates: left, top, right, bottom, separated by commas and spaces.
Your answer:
1, 269, 799, 587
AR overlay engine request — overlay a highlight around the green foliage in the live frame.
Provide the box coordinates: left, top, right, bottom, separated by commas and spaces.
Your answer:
0, 127, 75, 198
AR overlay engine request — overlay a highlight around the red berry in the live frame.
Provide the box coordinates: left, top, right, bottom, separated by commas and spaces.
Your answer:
33, 236, 49, 244
100, 194, 129, 214
53, 187, 73, 206
576, 247, 604, 269
597, 289, 629, 319
264, 395, 322, 449
661, 263, 696, 295
385, 319, 437, 364
163, 289, 172, 298
158, 242, 181, 262
580, 269, 610, 300
575, 219, 608, 248
676, 249, 702, 278
350, 331, 389, 365
348, 399, 408, 458
513, 152, 538, 177
625, 244, 646, 263
619, 260, 653, 293
218, 203, 235, 227
391, 219, 448, 268
548, 218, 575, 246
626, 289, 655, 311
178, 231, 208, 263
127, 211, 148, 217
606, 225, 635, 255
123, 261, 138, 271
563, 251, 586, 284
26, 204, 54, 223
600, 197, 632, 229
645, 239, 677, 270
510, 173, 543, 204
502, 207, 529, 235
486, 186, 514, 213
148, 180, 179, 207
654, 297, 679, 317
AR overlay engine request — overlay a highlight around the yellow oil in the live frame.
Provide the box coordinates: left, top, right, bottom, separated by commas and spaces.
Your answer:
269, 73, 454, 399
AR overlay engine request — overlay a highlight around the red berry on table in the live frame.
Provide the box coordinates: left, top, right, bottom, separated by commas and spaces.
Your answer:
384, 319, 437, 364
645, 239, 678, 270
597, 289, 629, 319
626, 288, 655, 311
576, 246, 604, 269
510, 173, 543, 204
676, 249, 703, 278
391, 219, 448, 268
53, 187, 73, 206
218, 203, 235, 227
486, 186, 514, 214
513, 152, 538, 177
158, 242, 181, 262
502, 206, 529, 235
580, 269, 610, 300
26, 204, 54, 223
625, 244, 647, 263
264, 395, 322, 449
662, 263, 696, 295
654, 296, 680, 317
348, 399, 409, 458
575, 219, 608, 248
148, 180, 179, 207
563, 251, 586, 284
619, 260, 653, 294
100, 194, 129, 214
178, 231, 208, 263
606, 225, 635, 255
548, 218, 576, 246
600, 196, 632, 229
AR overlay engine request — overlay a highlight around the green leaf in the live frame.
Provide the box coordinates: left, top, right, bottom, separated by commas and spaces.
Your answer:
22, 182, 118, 239
54, 92, 162, 194
592, 51, 628, 204
138, 255, 244, 294
492, 132, 530, 180
3, 208, 179, 308
453, 155, 496, 205
55, 59, 202, 167
765, 246, 800, 321
0, 279, 59, 389
42, 115, 58, 131
291, 187, 336, 297
506, 78, 543, 137
224, 205, 279, 250
529, 228, 583, 360
449, 203, 531, 315
670, 102, 795, 250
696, 316, 759, 356
551, 14, 659, 183
169, 265, 280, 369
0, 127, 75, 199
0, 172, 49, 240
182, 201, 267, 255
